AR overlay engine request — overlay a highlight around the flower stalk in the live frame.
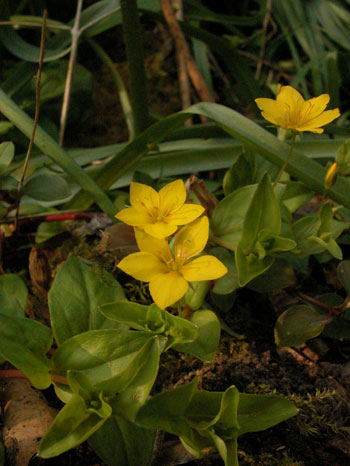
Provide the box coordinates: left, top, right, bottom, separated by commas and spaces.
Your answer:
273, 131, 297, 187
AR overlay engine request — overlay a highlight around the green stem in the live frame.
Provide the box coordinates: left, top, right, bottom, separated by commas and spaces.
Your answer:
88, 38, 135, 140
120, 0, 150, 136
273, 132, 297, 187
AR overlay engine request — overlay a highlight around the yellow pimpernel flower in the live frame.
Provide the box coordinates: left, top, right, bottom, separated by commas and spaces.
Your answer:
255, 85, 340, 134
117, 216, 228, 309
115, 180, 205, 239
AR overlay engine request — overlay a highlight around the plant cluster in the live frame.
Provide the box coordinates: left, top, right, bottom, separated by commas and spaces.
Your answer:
0, 1, 350, 465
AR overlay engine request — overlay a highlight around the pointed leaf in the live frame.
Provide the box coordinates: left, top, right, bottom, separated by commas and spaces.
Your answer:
38, 394, 108, 458
237, 392, 298, 435
100, 301, 198, 348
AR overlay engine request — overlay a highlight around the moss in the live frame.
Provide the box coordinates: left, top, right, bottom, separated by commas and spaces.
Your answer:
288, 388, 345, 437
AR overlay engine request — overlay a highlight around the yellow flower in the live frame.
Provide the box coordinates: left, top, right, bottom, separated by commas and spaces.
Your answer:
255, 86, 340, 134
115, 180, 204, 239
117, 216, 228, 309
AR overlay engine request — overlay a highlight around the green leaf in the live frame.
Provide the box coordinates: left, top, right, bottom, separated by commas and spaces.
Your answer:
100, 301, 198, 349
24, 172, 71, 201
48, 257, 126, 345
0, 87, 116, 217
210, 185, 257, 251
89, 417, 155, 466
210, 248, 239, 295
0, 141, 14, 175
136, 381, 297, 466
53, 329, 149, 372
173, 310, 220, 362
237, 392, 298, 435
0, 27, 71, 63
292, 203, 347, 259
65, 112, 191, 211
0, 314, 52, 388
38, 394, 108, 458
235, 174, 294, 286
0, 273, 28, 317
110, 336, 163, 420
187, 103, 350, 208
309, 293, 350, 340
223, 151, 255, 195
68, 101, 350, 212
53, 330, 161, 396
274, 305, 331, 347
135, 381, 198, 434
35, 221, 67, 244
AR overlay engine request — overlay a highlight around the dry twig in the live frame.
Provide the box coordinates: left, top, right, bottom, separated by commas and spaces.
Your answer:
160, 0, 214, 103
15, 10, 47, 231
59, 0, 84, 145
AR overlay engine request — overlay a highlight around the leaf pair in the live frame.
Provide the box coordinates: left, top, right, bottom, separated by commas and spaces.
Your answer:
136, 380, 298, 466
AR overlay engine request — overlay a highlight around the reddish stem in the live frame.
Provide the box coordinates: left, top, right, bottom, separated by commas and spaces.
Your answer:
44, 213, 95, 222
0, 369, 68, 385
297, 292, 341, 317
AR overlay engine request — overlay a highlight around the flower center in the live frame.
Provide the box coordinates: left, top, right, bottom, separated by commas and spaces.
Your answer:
165, 258, 179, 272
155, 215, 165, 222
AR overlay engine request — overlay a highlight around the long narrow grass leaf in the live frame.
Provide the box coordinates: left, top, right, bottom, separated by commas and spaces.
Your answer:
0, 88, 116, 217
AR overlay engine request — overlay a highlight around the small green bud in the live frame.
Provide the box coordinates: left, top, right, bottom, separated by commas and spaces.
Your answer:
184, 281, 210, 311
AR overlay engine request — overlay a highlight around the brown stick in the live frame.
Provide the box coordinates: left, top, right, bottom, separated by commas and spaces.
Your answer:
15, 10, 47, 231
59, 0, 84, 145
1, 379, 57, 466
160, 0, 214, 102
171, 0, 192, 125
255, 0, 272, 79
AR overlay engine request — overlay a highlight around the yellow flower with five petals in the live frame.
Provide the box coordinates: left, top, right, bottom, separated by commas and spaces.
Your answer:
117, 216, 227, 309
255, 85, 340, 134
115, 180, 204, 239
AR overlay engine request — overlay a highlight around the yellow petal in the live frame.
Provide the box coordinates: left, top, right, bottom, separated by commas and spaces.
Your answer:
174, 216, 209, 264
255, 98, 287, 127
301, 94, 330, 121
115, 207, 152, 226
130, 182, 159, 211
149, 272, 189, 309
296, 108, 340, 132
135, 229, 173, 263
144, 222, 177, 239
276, 86, 304, 125
277, 86, 304, 108
118, 252, 168, 281
180, 256, 228, 281
166, 204, 204, 225
159, 179, 186, 214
